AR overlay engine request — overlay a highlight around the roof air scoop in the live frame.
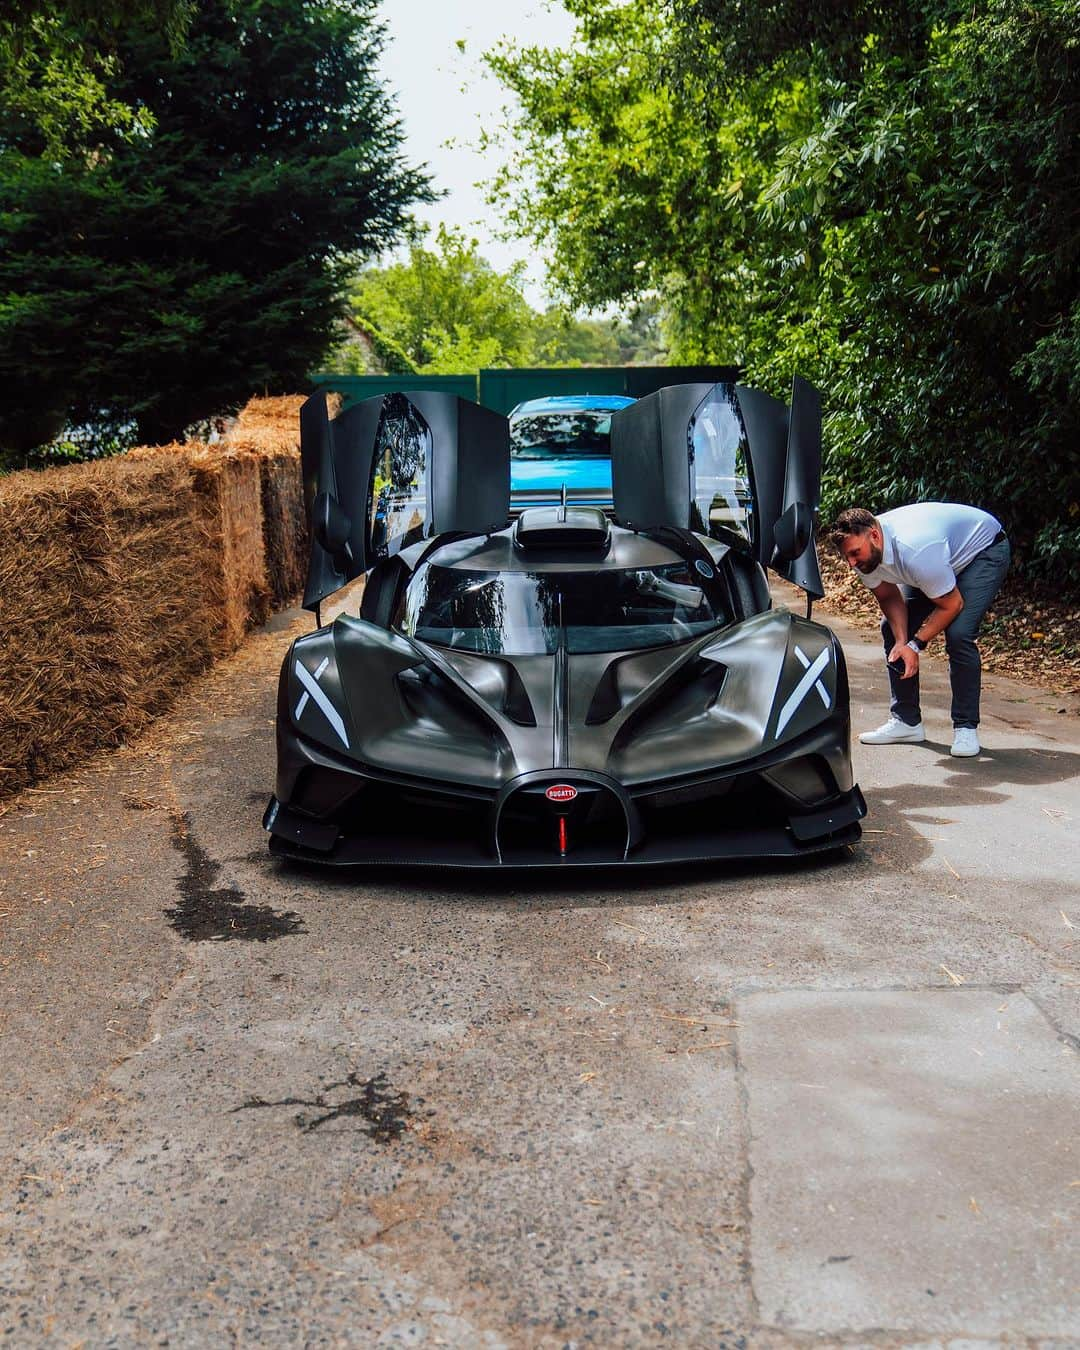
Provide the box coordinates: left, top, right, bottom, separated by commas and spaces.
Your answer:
513, 505, 611, 551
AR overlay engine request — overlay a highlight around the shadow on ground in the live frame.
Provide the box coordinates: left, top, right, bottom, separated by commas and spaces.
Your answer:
234, 745, 1080, 913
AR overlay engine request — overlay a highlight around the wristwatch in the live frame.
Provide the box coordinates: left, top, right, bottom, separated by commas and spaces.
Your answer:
907, 636, 926, 653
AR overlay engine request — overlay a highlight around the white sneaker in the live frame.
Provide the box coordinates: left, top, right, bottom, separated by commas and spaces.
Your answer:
950, 727, 981, 757
859, 716, 926, 745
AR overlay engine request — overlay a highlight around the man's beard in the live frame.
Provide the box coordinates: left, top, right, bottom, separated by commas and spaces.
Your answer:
856, 541, 883, 573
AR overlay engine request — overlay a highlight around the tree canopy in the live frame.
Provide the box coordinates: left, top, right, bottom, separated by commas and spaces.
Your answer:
348, 226, 539, 372
0, 0, 193, 152
486, 0, 1080, 581
345, 227, 665, 373
0, 0, 433, 453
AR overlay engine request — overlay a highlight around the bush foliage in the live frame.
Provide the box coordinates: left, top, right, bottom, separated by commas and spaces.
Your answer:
486, 0, 1080, 584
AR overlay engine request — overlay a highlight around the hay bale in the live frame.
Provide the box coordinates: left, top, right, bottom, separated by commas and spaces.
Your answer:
0, 400, 313, 799
0, 456, 222, 797
187, 446, 271, 647
232, 393, 306, 443
232, 392, 338, 440
227, 396, 307, 607
126, 440, 271, 648
258, 449, 307, 607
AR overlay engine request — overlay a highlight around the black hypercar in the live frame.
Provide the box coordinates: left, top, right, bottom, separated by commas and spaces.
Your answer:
263, 379, 866, 867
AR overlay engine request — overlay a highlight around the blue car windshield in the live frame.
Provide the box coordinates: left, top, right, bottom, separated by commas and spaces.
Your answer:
397, 563, 724, 655
510, 411, 613, 460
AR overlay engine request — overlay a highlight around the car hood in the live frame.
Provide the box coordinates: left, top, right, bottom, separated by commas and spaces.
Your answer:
283, 608, 847, 795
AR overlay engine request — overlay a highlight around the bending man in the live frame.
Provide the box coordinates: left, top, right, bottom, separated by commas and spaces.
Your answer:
827, 504, 1010, 758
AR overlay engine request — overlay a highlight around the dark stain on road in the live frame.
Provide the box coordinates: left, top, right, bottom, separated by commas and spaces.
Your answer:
167, 813, 304, 942
234, 1071, 415, 1140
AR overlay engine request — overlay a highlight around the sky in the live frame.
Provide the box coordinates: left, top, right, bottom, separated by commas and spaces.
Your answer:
376, 0, 578, 309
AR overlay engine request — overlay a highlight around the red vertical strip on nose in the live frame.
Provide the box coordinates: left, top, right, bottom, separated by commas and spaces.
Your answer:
558, 816, 568, 855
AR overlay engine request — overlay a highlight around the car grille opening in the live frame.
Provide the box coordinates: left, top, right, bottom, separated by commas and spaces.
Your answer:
636, 774, 789, 844
497, 781, 629, 863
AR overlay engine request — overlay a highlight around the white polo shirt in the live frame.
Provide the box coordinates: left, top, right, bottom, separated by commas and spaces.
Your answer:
858, 502, 1003, 598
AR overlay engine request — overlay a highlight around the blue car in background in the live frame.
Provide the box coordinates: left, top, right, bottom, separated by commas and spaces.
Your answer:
509, 392, 752, 533
508, 394, 635, 512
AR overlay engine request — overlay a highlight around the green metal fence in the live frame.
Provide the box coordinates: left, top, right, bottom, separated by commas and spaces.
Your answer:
478, 365, 739, 413
309, 372, 477, 409
478, 367, 627, 412
309, 365, 740, 413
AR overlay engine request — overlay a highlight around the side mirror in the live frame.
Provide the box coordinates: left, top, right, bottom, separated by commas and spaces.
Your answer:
312, 491, 353, 565
771, 501, 813, 563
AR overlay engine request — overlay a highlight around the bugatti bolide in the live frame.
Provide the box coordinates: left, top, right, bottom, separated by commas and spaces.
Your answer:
264, 379, 866, 866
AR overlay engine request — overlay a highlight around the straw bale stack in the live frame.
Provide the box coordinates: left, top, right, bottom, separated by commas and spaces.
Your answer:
126, 439, 272, 648
0, 396, 311, 799
259, 450, 307, 608
232, 393, 308, 445
0, 454, 225, 796
190, 444, 271, 645
227, 396, 308, 608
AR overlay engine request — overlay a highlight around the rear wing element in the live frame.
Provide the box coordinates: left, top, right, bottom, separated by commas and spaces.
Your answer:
609, 377, 824, 599
299, 390, 510, 612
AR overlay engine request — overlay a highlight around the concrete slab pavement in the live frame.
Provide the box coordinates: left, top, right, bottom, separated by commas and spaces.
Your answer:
742, 988, 1078, 1337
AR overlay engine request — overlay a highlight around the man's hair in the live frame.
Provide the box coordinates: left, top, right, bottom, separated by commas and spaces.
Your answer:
825, 507, 878, 552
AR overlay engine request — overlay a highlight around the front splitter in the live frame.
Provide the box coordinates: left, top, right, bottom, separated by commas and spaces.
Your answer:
268, 818, 863, 869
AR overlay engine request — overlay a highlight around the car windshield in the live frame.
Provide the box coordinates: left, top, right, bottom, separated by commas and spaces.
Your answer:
510, 410, 613, 460
397, 563, 725, 655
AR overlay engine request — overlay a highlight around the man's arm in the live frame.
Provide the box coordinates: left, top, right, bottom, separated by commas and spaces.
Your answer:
873, 581, 964, 678
872, 581, 909, 644
915, 587, 964, 644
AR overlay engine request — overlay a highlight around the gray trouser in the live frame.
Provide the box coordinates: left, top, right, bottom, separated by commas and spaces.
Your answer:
882, 537, 1011, 728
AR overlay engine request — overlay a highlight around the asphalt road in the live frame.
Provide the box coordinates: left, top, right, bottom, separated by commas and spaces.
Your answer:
1, 596, 1078, 1347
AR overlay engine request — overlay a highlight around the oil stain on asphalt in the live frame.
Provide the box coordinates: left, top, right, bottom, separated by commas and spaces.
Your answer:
234, 1071, 416, 1140
167, 813, 304, 942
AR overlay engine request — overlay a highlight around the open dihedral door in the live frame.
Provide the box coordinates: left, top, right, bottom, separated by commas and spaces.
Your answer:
735, 375, 823, 599
299, 390, 511, 612
609, 376, 824, 598
299, 392, 381, 611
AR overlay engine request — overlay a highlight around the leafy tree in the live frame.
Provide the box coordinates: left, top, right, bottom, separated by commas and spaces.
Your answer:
349, 225, 538, 371
348, 226, 667, 374
486, 0, 1080, 579
331, 315, 418, 375
529, 301, 669, 366
0, 1, 192, 152
0, 0, 433, 454
484, 0, 696, 313
531, 308, 620, 366
610, 299, 669, 366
